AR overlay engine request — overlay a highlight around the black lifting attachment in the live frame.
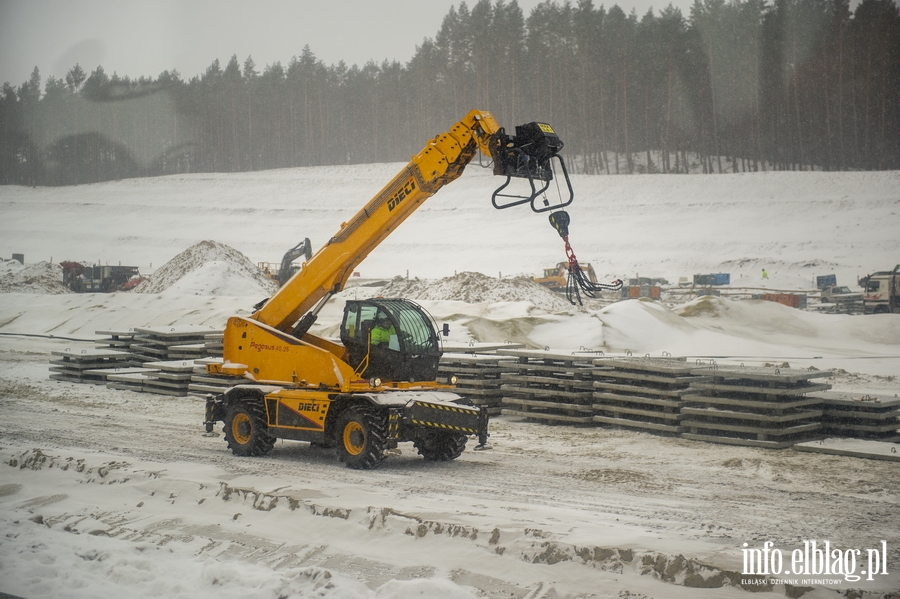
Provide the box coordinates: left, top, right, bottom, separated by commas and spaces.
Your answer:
549, 210, 623, 306
489, 122, 574, 213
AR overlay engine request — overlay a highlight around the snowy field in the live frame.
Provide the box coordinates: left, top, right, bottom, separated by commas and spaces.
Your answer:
1, 164, 899, 599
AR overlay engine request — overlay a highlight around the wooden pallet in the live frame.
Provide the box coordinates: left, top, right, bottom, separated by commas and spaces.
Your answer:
592, 357, 709, 434
497, 349, 597, 424
680, 365, 829, 447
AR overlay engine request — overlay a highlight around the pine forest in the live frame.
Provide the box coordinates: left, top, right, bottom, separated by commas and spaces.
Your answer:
1, 0, 899, 186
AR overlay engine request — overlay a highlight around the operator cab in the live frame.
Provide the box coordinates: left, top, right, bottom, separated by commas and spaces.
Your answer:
340, 298, 442, 382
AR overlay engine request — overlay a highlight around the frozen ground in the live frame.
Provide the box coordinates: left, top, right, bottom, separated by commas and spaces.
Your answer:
1, 164, 899, 599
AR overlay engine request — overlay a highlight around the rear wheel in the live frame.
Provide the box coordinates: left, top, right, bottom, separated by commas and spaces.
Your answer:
414, 431, 467, 461
335, 404, 387, 469
223, 401, 275, 456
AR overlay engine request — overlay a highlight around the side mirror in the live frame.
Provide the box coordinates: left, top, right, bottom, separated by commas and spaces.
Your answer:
442, 323, 450, 337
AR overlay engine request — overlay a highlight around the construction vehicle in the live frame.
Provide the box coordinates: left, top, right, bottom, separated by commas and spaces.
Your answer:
535, 261, 598, 292
61, 261, 142, 292
861, 265, 900, 314
204, 110, 592, 469
258, 238, 314, 286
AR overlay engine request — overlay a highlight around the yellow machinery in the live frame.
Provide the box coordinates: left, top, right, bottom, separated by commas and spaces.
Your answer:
204, 110, 577, 468
535, 261, 598, 292
258, 238, 313, 285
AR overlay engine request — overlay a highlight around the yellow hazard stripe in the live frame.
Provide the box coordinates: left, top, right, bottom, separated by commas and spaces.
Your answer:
414, 401, 479, 415
388, 412, 400, 439
410, 419, 478, 433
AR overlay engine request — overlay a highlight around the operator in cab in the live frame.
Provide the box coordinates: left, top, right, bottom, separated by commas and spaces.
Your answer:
370, 315, 397, 350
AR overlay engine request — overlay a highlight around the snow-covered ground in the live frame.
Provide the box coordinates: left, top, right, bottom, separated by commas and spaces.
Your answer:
1, 164, 899, 599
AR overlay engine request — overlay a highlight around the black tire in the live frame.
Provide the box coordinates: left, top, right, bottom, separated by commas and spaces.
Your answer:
223, 401, 275, 457
334, 404, 387, 469
414, 431, 468, 462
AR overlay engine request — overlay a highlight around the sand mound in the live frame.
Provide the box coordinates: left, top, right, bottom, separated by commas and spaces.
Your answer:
378, 271, 574, 311
0, 260, 71, 294
133, 240, 278, 296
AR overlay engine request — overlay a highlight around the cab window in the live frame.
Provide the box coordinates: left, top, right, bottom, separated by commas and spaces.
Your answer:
342, 304, 379, 342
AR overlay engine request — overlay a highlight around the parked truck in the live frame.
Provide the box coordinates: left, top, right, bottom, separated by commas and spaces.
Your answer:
62, 262, 142, 292
861, 266, 900, 314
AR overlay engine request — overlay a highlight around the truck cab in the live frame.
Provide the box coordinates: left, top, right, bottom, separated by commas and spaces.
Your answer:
863, 268, 900, 314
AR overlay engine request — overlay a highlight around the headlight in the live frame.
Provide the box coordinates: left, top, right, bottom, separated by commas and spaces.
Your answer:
369, 377, 382, 388
450, 375, 458, 385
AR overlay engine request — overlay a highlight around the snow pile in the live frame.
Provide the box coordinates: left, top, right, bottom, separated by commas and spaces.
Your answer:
379, 271, 574, 312
133, 240, 278, 296
0, 260, 70, 294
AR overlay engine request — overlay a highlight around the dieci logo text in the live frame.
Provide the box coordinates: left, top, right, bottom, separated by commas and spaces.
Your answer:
742, 540, 889, 583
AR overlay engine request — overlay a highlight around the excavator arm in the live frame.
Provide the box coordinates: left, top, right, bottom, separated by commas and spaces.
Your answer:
253, 109, 571, 334
277, 238, 312, 285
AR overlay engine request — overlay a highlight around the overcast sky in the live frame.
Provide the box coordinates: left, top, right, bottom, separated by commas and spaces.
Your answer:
0, 0, 702, 88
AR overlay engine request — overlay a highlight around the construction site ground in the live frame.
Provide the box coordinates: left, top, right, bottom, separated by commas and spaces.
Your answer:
1, 343, 898, 599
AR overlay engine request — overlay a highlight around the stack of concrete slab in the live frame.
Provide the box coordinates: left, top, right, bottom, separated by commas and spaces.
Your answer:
818, 392, 900, 441
82, 366, 157, 386
106, 370, 156, 393
139, 360, 196, 396
49, 349, 132, 384
188, 357, 235, 398
95, 329, 138, 353
204, 332, 224, 357
439, 353, 516, 415
592, 357, 711, 434
793, 438, 900, 462
680, 366, 829, 448
442, 341, 525, 354
498, 349, 598, 424
130, 325, 222, 364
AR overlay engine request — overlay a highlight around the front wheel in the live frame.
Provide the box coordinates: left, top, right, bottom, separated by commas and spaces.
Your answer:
414, 431, 467, 461
223, 401, 275, 456
335, 404, 388, 469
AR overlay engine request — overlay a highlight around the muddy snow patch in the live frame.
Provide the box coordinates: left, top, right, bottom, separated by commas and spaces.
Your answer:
379, 272, 574, 312
0, 260, 70, 294
133, 240, 278, 296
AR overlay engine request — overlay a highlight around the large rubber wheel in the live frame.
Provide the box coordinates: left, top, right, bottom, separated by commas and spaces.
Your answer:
223, 401, 275, 457
335, 404, 387, 469
414, 431, 467, 462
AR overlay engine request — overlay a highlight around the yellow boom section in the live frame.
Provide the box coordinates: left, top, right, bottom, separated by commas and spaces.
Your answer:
253, 109, 502, 333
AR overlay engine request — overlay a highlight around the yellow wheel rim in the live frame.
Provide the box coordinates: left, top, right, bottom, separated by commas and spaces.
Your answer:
343, 421, 365, 456
231, 412, 252, 445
